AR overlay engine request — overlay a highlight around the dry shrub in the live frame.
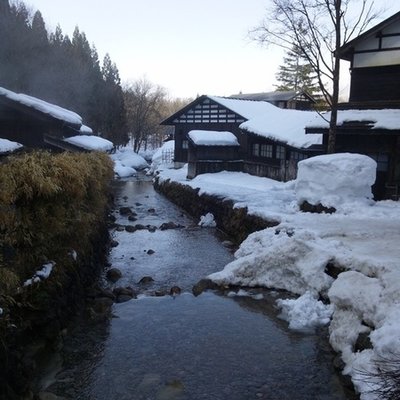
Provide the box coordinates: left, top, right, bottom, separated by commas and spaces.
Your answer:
0, 150, 114, 287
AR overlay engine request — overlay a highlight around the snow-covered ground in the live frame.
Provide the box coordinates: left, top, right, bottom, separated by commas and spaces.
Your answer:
110, 146, 149, 178
156, 155, 400, 400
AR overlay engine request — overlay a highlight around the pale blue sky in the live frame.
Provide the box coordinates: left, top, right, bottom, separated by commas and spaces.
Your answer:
26, 0, 282, 98
26, 0, 399, 99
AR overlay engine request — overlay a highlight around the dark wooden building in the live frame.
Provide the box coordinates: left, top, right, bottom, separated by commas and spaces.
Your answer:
306, 12, 400, 200
0, 87, 86, 151
186, 130, 241, 179
229, 90, 316, 110
162, 95, 322, 180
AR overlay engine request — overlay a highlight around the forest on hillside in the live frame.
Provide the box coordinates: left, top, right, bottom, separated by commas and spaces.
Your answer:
0, 0, 186, 148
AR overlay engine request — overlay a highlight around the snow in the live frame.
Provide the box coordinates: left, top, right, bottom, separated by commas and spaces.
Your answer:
198, 212, 217, 227
110, 146, 149, 178
64, 135, 114, 152
209, 96, 321, 148
157, 156, 400, 399
23, 262, 55, 287
307, 108, 400, 130
80, 124, 93, 134
0, 138, 23, 154
276, 291, 333, 332
147, 140, 175, 175
0, 86, 82, 126
188, 130, 239, 146
240, 109, 322, 148
296, 153, 377, 208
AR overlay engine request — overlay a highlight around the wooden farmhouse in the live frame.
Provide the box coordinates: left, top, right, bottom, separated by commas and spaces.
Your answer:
306, 11, 400, 200
161, 95, 322, 180
229, 90, 316, 110
0, 86, 95, 152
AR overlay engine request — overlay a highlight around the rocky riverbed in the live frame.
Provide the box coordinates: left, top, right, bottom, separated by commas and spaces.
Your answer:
36, 176, 356, 400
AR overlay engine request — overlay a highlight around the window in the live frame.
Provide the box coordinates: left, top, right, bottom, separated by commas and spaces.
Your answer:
182, 140, 189, 149
290, 151, 307, 162
260, 144, 273, 158
252, 143, 260, 156
276, 145, 286, 160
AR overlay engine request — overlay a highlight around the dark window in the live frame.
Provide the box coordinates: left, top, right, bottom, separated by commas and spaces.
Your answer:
260, 144, 273, 158
290, 151, 307, 161
182, 140, 189, 149
276, 145, 286, 160
252, 143, 260, 156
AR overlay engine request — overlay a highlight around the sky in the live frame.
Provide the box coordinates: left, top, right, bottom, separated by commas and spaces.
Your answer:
26, 0, 399, 100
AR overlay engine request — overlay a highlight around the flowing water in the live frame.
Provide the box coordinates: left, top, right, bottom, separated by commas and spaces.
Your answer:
45, 177, 356, 400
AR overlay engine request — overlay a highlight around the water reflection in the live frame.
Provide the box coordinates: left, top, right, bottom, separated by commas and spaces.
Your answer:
80, 293, 350, 400
46, 178, 354, 400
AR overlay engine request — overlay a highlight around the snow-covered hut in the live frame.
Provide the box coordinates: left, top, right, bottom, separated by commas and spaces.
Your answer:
186, 130, 241, 179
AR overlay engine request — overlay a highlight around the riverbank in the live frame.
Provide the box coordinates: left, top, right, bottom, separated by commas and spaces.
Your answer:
155, 165, 400, 400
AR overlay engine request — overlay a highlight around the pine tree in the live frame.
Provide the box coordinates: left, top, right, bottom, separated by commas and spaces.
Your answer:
275, 46, 319, 94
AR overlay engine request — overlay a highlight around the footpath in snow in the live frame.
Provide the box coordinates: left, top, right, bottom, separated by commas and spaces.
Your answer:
157, 154, 400, 400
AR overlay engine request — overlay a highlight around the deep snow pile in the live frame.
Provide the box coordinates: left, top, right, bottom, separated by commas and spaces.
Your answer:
110, 146, 149, 178
296, 153, 377, 208
157, 156, 400, 400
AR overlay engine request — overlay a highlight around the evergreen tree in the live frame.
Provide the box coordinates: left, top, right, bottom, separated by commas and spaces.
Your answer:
100, 54, 128, 146
275, 46, 319, 94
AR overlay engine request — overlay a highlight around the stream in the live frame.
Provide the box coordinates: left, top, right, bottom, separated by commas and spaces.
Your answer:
44, 176, 356, 400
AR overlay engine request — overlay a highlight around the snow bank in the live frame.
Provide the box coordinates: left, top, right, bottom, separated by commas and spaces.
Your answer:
296, 153, 376, 208
0, 138, 23, 154
277, 291, 333, 331
110, 146, 149, 178
64, 135, 114, 152
148, 140, 175, 174
209, 228, 334, 295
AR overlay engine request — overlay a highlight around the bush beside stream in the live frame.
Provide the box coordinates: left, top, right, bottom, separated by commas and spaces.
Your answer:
0, 151, 114, 399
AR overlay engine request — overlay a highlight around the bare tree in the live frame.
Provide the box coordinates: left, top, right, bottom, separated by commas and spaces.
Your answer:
252, 0, 379, 153
123, 78, 167, 152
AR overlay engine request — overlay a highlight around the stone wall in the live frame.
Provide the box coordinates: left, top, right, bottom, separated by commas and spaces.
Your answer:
154, 177, 279, 243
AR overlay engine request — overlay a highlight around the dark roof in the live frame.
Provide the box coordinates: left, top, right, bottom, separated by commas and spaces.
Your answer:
338, 11, 400, 61
229, 90, 315, 103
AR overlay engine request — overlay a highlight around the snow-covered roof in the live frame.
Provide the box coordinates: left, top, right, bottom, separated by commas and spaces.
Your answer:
209, 96, 277, 120
64, 135, 114, 152
306, 109, 400, 131
238, 107, 322, 149
188, 130, 240, 146
0, 138, 23, 154
0, 87, 82, 126
229, 90, 314, 102
80, 124, 93, 134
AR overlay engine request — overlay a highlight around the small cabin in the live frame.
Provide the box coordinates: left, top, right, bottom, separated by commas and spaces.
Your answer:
306, 11, 400, 200
187, 130, 241, 179
0, 86, 88, 151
